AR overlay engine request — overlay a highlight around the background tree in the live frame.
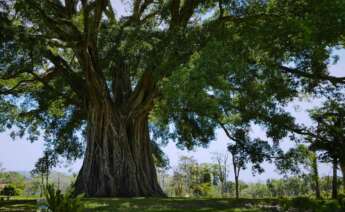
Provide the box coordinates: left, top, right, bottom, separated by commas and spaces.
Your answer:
31, 149, 58, 196
310, 150, 321, 199
1, 0, 345, 197
226, 127, 272, 199
309, 99, 345, 198
212, 152, 229, 197
274, 144, 321, 198
0, 163, 4, 173
0, 171, 26, 194
169, 156, 218, 197
0, 184, 20, 197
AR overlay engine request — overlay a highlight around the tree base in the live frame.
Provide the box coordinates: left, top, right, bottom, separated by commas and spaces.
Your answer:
74, 107, 165, 197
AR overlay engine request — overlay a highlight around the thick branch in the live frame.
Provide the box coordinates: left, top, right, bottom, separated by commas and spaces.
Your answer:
280, 65, 345, 85
0, 79, 36, 95
169, 0, 199, 29
128, 71, 158, 116
43, 50, 86, 99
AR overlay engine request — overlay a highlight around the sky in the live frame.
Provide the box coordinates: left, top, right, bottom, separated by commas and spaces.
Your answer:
0, 2, 345, 182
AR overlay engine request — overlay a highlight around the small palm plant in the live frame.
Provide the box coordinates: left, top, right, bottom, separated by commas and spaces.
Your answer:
44, 184, 84, 212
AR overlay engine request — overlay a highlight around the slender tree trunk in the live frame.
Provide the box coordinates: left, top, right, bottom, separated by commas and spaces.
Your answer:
40, 174, 44, 197
340, 161, 345, 194
332, 158, 338, 199
235, 175, 239, 199
311, 154, 321, 199
74, 102, 164, 197
46, 171, 49, 187
231, 155, 240, 199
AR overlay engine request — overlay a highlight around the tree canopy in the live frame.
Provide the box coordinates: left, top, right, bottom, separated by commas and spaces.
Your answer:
1, 0, 344, 153
1, 0, 345, 197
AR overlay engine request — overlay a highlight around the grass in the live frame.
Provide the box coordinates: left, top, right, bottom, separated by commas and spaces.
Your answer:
0, 195, 38, 200
0, 196, 344, 211
83, 198, 267, 211
0, 199, 37, 211
0, 197, 276, 211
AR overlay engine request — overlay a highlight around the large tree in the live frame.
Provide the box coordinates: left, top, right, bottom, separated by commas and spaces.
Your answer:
1, 0, 345, 197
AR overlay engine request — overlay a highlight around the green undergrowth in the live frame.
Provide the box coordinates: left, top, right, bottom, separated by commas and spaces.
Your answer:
1, 197, 345, 211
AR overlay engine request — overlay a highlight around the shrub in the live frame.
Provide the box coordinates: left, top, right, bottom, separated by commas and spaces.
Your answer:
191, 183, 212, 197
0, 184, 20, 196
336, 194, 345, 210
321, 200, 341, 212
44, 184, 83, 212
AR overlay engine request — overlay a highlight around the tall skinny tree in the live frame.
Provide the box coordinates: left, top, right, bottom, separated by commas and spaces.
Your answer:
227, 128, 272, 199
212, 152, 229, 197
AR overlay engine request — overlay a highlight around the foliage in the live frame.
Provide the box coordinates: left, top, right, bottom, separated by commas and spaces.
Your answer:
266, 176, 312, 198
31, 149, 59, 186
3, 197, 345, 212
2, 0, 345, 197
0, 171, 25, 191
43, 184, 83, 212
309, 99, 345, 163
169, 156, 218, 197
212, 152, 229, 196
227, 128, 273, 174
274, 144, 311, 175
280, 197, 345, 212
0, 184, 20, 196
0, 163, 4, 173
1, 0, 345, 160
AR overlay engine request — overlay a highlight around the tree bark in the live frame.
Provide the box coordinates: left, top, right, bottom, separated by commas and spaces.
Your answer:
340, 161, 345, 194
40, 174, 44, 197
74, 102, 165, 197
232, 155, 239, 199
234, 175, 239, 199
332, 158, 338, 199
311, 154, 321, 199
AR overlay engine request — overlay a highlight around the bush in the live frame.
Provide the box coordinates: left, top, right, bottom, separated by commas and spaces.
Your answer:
336, 194, 345, 210
0, 184, 20, 196
321, 200, 341, 212
191, 183, 212, 197
44, 184, 83, 212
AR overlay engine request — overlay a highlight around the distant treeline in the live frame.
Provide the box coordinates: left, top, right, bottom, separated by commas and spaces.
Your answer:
157, 155, 343, 199
0, 171, 74, 196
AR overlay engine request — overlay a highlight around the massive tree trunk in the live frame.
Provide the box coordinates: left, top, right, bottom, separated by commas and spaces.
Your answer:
74, 101, 165, 197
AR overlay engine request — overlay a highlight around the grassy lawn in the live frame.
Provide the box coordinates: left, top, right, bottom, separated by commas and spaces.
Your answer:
0, 197, 343, 211
83, 198, 270, 211
0, 199, 37, 211
0, 197, 278, 211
